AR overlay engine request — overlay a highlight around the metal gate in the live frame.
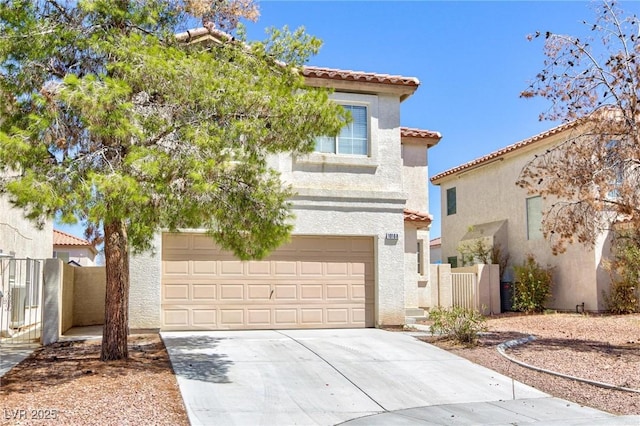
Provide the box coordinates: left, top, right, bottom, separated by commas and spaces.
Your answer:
0, 258, 44, 345
451, 272, 479, 310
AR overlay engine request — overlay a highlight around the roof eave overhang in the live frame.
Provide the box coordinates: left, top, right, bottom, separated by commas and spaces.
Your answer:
304, 77, 419, 101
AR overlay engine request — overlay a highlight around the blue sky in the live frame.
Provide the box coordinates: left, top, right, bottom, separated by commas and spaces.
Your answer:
240, 0, 640, 239
57, 1, 639, 241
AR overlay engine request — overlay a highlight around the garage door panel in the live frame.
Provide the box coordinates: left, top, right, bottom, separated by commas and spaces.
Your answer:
300, 309, 323, 324
162, 234, 374, 330
247, 309, 271, 325
164, 284, 189, 301
220, 261, 244, 275
326, 308, 349, 323
326, 262, 349, 276
192, 284, 216, 300
300, 261, 323, 276
220, 284, 244, 300
220, 309, 244, 325
164, 260, 189, 275
247, 261, 271, 275
326, 285, 348, 300
192, 309, 216, 327
274, 285, 297, 299
247, 284, 271, 300
163, 308, 189, 327
300, 284, 323, 300
274, 309, 297, 325
193, 261, 217, 275
274, 261, 297, 275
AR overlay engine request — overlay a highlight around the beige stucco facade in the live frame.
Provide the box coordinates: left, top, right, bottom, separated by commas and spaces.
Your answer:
432, 126, 612, 312
0, 196, 53, 259
129, 67, 441, 330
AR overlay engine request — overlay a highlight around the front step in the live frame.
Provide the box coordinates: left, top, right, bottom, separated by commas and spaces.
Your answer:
405, 308, 428, 324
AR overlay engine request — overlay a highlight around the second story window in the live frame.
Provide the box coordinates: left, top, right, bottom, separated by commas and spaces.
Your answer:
446, 187, 457, 215
315, 105, 368, 156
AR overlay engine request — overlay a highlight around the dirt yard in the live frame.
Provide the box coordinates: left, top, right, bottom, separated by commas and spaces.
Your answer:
0, 335, 189, 426
420, 312, 640, 415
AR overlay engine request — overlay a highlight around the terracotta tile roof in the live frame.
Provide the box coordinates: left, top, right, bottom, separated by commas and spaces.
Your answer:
430, 120, 579, 183
430, 237, 441, 247
404, 209, 432, 228
401, 127, 442, 147
401, 127, 442, 140
303, 66, 420, 88
175, 28, 420, 95
53, 229, 95, 252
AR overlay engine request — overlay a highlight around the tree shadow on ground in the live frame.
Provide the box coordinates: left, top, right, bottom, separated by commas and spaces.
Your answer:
161, 335, 233, 384
0, 334, 176, 394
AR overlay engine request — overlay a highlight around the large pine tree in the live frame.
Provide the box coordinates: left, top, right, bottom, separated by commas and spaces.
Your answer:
0, 1, 346, 360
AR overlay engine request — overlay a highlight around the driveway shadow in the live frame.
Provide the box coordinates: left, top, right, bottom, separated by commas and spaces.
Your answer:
162, 335, 233, 384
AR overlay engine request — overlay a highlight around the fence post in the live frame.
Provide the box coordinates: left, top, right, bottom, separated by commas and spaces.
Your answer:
42, 258, 63, 345
438, 264, 452, 308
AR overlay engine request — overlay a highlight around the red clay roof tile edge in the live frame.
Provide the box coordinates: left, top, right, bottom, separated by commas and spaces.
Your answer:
430, 120, 579, 183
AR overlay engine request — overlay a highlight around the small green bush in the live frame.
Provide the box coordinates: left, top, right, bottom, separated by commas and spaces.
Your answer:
428, 306, 487, 345
513, 255, 553, 313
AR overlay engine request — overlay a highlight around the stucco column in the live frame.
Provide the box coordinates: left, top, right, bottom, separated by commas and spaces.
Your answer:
129, 232, 162, 330
42, 258, 63, 345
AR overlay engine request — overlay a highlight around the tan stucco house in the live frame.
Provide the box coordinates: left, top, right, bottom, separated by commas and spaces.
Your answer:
53, 229, 97, 267
431, 122, 613, 312
129, 58, 442, 331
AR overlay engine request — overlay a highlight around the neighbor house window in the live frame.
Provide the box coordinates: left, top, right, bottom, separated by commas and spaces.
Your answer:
605, 139, 624, 201
315, 105, 368, 156
526, 196, 542, 240
446, 187, 457, 215
447, 256, 458, 268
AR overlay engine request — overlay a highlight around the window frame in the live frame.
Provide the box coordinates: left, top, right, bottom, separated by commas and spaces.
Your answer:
446, 187, 457, 216
297, 92, 378, 168
447, 256, 458, 268
315, 104, 369, 156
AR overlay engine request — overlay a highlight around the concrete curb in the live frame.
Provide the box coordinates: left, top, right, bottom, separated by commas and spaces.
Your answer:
497, 335, 640, 394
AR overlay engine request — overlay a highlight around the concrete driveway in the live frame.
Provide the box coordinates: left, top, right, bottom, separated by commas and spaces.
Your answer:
161, 329, 630, 425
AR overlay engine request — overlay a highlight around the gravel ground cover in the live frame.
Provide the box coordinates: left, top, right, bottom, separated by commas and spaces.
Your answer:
0, 334, 189, 426
420, 312, 640, 416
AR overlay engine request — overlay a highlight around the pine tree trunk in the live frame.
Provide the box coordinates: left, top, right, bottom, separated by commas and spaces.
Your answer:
101, 219, 130, 361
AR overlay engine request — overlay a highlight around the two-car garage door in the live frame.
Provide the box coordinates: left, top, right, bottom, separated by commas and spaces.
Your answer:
161, 233, 374, 330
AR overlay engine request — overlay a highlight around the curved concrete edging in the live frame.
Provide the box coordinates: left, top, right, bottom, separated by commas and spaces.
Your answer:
497, 336, 640, 394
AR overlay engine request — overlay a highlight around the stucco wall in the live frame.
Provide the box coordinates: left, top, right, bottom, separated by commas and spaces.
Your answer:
402, 144, 428, 212
61, 263, 75, 333
73, 267, 106, 326
0, 196, 53, 259
436, 132, 609, 311
129, 232, 162, 330
54, 247, 96, 266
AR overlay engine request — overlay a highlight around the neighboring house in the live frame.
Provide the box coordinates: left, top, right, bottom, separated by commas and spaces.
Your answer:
431, 121, 613, 312
0, 194, 53, 337
53, 229, 97, 267
130, 37, 442, 330
430, 237, 442, 264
